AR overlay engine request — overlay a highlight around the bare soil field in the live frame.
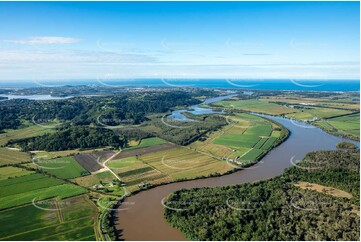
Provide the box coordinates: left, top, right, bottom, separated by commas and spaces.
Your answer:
91, 150, 116, 161
74, 154, 103, 173
294, 182, 353, 199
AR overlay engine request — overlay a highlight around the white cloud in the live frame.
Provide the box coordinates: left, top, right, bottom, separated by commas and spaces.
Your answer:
4, 36, 80, 45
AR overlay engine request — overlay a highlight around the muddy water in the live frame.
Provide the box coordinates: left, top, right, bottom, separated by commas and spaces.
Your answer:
114, 115, 359, 241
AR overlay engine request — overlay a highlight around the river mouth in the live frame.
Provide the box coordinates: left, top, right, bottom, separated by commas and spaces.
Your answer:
114, 113, 359, 241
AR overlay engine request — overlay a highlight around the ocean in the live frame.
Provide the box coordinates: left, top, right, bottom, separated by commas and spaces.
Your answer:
0, 79, 359, 92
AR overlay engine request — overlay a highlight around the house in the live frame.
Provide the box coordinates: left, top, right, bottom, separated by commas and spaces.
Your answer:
138, 182, 150, 188
92, 184, 104, 189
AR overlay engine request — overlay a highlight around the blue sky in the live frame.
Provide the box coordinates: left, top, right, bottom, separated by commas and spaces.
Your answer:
0, 1, 359, 81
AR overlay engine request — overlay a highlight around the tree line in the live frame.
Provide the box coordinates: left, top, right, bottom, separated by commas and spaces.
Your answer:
8, 126, 124, 151
164, 149, 360, 240
0, 90, 204, 132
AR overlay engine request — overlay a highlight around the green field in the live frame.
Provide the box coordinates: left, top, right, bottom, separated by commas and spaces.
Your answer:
272, 130, 281, 138
287, 107, 353, 120
110, 157, 169, 190
139, 147, 231, 181
0, 148, 31, 165
238, 149, 264, 162
0, 166, 34, 180
0, 182, 87, 210
327, 113, 360, 137
125, 137, 166, 150
33, 147, 111, 159
110, 147, 232, 192
253, 138, 268, 149
215, 99, 293, 115
215, 98, 355, 122
107, 156, 140, 169
0, 174, 65, 198
36, 156, 90, 179
209, 113, 283, 167
213, 134, 261, 148
213, 122, 273, 149
0, 125, 54, 146
262, 96, 360, 111
313, 113, 360, 139
244, 124, 273, 136
0, 195, 97, 240
259, 137, 278, 150
286, 111, 316, 120
72, 171, 115, 188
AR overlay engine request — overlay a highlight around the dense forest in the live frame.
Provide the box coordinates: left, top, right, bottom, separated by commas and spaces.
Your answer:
0, 90, 206, 132
337, 141, 358, 150
0, 111, 21, 133
1, 89, 229, 150
150, 113, 228, 145
8, 126, 124, 151
164, 149, 360, 240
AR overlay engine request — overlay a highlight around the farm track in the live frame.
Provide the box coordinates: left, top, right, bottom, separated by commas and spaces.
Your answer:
102, 150, 123, 182
55, 199, 64, 223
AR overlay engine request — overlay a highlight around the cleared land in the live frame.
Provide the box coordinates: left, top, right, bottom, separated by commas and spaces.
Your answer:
295, 182, 353, 199
313, 113, 360, 139
35, 156, 89, 179
0, 173, 63, 197
107, 156, 139, 169
0, 166, 34, 180
0, 183, 87, 210
188, 113, 283, 167
214, 99, 294, 115
0, 125, 54, 146
72, 171, 115, 187
108, 147, 232, 192
75, 154, 103, 173
139, 147, 231, 180
327, 113, 360, 137
114, 143, 177, 159
0, 195, 97, 240
214, 95, 359, 141
0, 148, 31, 165
125, 137, 166, 150
0, 172, 87, 210
286, 107, 353, 120
111, 155, 171, 192
262, 96, 360, 110
214, 97, 356, 121
209, 113, 281, 164
33, 148, 113, 159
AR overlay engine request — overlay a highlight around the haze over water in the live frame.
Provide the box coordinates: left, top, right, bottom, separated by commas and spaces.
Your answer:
0, 79, 359, 92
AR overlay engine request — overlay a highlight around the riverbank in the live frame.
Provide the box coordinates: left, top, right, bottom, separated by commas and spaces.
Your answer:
113, 114, 359, 240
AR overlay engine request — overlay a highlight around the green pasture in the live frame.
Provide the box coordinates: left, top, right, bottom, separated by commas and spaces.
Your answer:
0, 166, 34, 180
35, 156, 89, 179
125, 137, 166, 150
0, 183, 87, 210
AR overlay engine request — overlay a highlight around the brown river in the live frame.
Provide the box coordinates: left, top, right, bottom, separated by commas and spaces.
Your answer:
114, 115, 359, 241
